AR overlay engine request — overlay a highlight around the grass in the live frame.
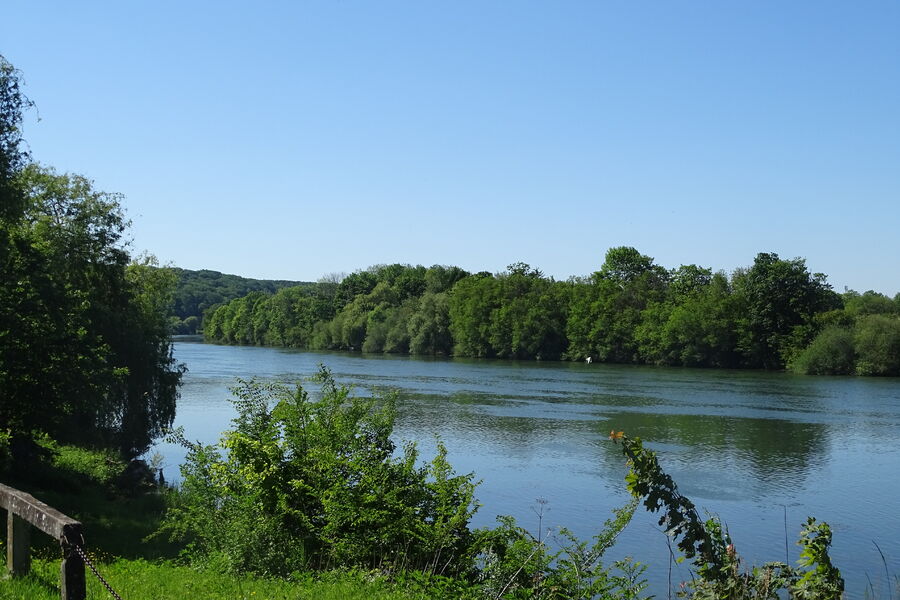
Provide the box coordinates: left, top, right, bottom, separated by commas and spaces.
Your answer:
2, 440, 177, 560
0, 559, 434, 600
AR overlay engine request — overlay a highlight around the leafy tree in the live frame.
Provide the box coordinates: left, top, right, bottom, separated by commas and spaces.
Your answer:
598, 246, 658, 284
0, 55, 32, 220
0, 164, 182, 459
488, 264, 569, 360
370, 263, 427, 301
203, 283, 335, 347
732, 253, 840, 369
181, 315, 200, 333
382, 302, 415, 353
568, 248, 668, 363
637, 272, 740, 367
199, 244, 897, 378
362, 301, 411, 353
448, 274, 500, 358
203, 300, 228, 340
1, 58, 180, 461
334, 270, 378, 311
669, 264, 713, 299
564, 277, 602, 361
424, 265, 470, 294
111, 257, 185, 455
226, 291, 270, 344
842, 290, 898, 317
341, 282, 395, 349
408, 292, 453, 355
269, 286, 334, 347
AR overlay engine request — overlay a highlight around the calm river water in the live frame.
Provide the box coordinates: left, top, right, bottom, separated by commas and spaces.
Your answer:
155, 339, 900, 598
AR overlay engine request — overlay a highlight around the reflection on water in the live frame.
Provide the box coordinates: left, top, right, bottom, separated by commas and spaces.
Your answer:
156, 341, 900, 599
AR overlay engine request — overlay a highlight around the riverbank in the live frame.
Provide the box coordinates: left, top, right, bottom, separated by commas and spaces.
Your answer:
0, 559, 441, 600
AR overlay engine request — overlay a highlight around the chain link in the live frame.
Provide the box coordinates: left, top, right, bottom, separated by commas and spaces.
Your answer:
71, 543, 124, 600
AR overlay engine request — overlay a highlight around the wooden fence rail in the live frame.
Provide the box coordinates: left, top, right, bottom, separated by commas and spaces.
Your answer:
0, 482, 85, 600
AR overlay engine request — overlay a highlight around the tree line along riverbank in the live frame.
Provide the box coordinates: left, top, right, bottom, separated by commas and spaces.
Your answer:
203, 253, 900, 376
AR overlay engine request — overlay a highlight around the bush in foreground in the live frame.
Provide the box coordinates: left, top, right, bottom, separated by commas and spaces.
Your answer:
163, 367, 480, 577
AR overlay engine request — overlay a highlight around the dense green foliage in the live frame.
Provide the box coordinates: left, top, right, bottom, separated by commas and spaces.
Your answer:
449, 263, 569, 360
0, 56, 182, 462
205, 250, 899, 376
0, 438, 437, 600
163, 368, 479, 576
790, 292, 900, 376
170, 268, 310, 334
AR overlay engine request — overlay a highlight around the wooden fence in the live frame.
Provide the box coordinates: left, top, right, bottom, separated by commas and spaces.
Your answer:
1, 482, 85, 600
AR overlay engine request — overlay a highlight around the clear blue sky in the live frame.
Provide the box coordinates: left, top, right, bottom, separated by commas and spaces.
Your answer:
4, 1, 899, 294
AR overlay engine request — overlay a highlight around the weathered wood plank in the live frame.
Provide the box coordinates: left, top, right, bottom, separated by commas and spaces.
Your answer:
7, 512, 31, 575
0, 483, 80, 539
1, 483, 87, 598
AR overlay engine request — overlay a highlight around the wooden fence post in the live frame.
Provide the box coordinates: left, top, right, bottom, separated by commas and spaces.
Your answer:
60, 522, 85, 600
6, 511, 31, 575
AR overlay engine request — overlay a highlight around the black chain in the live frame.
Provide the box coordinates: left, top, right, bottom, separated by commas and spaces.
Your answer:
71, 543, 124, 600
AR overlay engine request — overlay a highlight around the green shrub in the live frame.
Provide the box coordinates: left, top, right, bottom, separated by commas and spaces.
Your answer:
790, 326, 856, 375
162, 367, 479, 577
854, 314, 900, 376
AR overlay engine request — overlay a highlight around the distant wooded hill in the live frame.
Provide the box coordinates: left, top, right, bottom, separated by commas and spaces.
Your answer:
171, 268, 311, 334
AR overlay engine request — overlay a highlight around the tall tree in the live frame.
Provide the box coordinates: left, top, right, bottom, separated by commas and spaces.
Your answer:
637, 272, 739, 367
732, 252, 840, 369
0, 163, 183, 459
448, 273, 499, 358
408, 292, 452, 355
568, 248, 668, 363
0, 56, 32, 221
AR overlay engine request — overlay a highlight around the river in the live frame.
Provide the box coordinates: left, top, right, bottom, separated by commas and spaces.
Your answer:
154, 339, 900, 598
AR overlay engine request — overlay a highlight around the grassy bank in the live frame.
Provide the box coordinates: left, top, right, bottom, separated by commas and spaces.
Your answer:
0, 442, 454, 600
0, 559, 435, 600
